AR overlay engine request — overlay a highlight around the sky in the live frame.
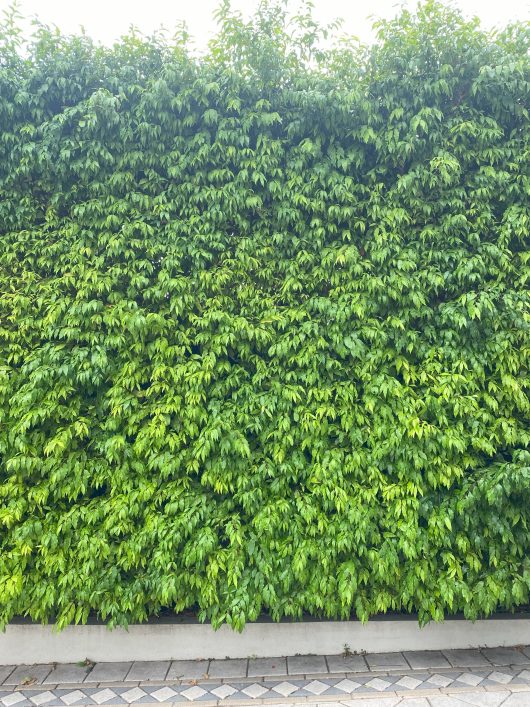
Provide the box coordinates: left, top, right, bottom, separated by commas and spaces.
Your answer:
0, 0, 528, 49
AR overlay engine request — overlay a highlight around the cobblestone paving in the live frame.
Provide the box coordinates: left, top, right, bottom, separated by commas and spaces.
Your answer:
0, 647, 529, 705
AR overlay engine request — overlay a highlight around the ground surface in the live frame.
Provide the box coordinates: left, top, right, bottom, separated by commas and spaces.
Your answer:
1, 647, 530, 706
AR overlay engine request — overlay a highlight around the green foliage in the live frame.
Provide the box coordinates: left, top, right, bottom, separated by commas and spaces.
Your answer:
0, 0, 529, 630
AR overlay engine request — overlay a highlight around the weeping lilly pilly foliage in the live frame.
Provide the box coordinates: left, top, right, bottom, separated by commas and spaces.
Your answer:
0, 0, 529, 629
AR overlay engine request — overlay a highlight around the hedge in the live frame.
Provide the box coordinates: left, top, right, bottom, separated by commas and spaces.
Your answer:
0, 0, 529, 630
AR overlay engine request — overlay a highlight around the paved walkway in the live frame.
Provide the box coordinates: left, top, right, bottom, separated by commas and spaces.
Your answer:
1, 647, 530, 706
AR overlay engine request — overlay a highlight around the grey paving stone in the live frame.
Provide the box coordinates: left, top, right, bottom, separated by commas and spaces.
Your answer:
85, 663, 132, 683
495, 694, 530, 707
4, 665, 53, 686
450, 691, 509, 706
313, 685, 350, 696
326, 655, 368, 673
43, 664, 91, 685
166, 660, 210, 681
365, 653, 410, 671
84, 686, 135, 703
338, 698, 400, 706
19, 690, 54, 704
206, 659, 247, 679
53, 688, 94, 704
428, 697, 476, 706
247, 657, 287, 677
125, 662, 170, 682
0, 696, 31, 707
0, 666, 16, 684
482, 648, 529, 666
403, 652, 451, 671
514, 668, 530, 684
287, 656, 328, 675
443, 650, 491, 668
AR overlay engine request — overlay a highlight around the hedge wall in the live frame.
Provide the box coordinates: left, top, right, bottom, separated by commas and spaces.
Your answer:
0, 1, 529, 629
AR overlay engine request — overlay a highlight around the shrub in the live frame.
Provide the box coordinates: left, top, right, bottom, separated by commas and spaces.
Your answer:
0, 1, 529, 629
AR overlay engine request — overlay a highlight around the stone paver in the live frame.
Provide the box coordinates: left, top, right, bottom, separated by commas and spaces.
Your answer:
166, 660, 210, 680
0, 668, 15, 686
287, 655, 328, 674
365, 653, 410, 671
0, 694, 27, 707
403, 652, 451, 671
119, 686, 147, 702
206, 658, 247, 678
240, 682, 270, 697
337, 699, 400, 706
179, 685, 208, 700
43, 664, 91, 684
482, 648, 529, 666
59, 688, 87, 705
124, 662, 169, 682
452, 691, 508, 706
30, 688, 57, 704
86, 687, 118, 704
428, 697, 473, 706
502, 694, 530, 706
487, 670, 514, 684
3, 665, 52, 686
455, 672, 484, 687
394, 675, 423, 690
425, 674, 453, 688
248, 657, 288, 677
334, 677, 363, 692
326, 655, 368, 673
86, 662, 132, 683
443, 650, 491, 668
365, 676, 393, 691
146, 686, 178, 701
271, 680, 298, 697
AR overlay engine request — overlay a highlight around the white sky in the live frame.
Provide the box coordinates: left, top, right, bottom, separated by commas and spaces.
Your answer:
1, 0, 528, 49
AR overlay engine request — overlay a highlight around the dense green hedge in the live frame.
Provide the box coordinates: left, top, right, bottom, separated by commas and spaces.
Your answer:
0, 0, 529, 630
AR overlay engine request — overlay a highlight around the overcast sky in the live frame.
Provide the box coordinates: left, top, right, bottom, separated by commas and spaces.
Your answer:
1, 0, 528, 48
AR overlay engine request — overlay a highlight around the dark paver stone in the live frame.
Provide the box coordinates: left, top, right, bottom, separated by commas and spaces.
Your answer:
0, 667, 16, 686
247, 657, 287, 677
443, 649, 491, 667
326, 655, 368, 673
85, 663, 132, 683
365, 652, 409, 671
44, 664, 91, 685
125, 662, 170, 682
166, 660, 210, 681
4, 665, 53, 686
206, 659, 247, 679
482, 647, 530, 666
403, 651, 451, 670
287, 655, 328, 675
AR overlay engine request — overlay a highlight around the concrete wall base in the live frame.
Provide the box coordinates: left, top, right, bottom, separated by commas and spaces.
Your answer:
1, 617, 528, 663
